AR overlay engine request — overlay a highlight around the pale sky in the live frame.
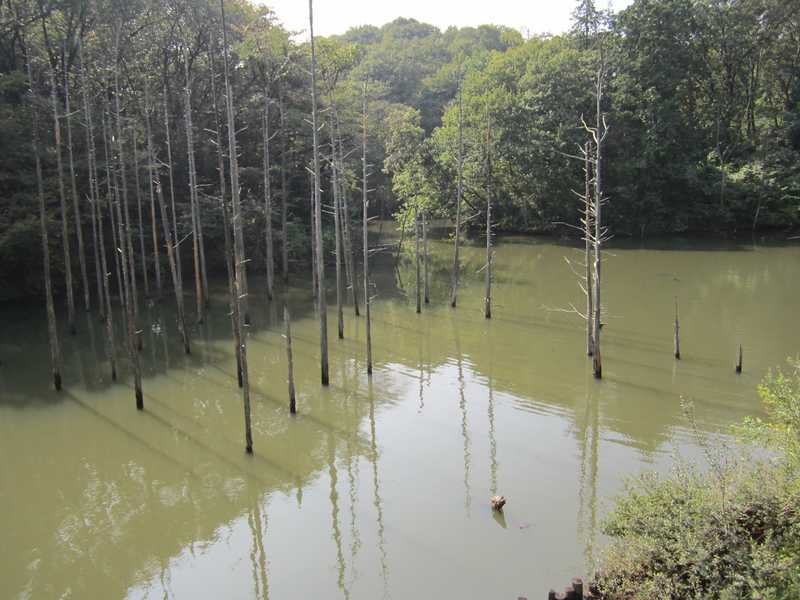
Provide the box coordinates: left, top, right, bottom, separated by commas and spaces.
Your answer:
258, 0, 634, 39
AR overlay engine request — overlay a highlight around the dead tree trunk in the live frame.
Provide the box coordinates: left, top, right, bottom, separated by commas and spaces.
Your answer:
362, 81, 373, 375
156, 179, 190, 354
97, 179, 117, 381
423, 211, 429, 304
101, 102, 124, 305
674, 297, 681, 360
285, 304, 296, 414
450, 86, 464, 309
113, 39, 140, 349
64, 56, 90, 313
309, 0, 329, 386
183, 59, 204, 323
210, 39, 242, 386
415, 206, 421, 314
337, 123, 360, 317
279, 91, 290, 283
484, 119, 492, 321
584, 142, 594, 356
736, 344, 743, 374
80, 41, 104, 320
116, 187, 144, 410
48, 64, 76, 334
589, 74, 608, 380
221, 0, 253, 453
144, 87, 162, 299
27, 49, 62, 390
331, 120, 344, 339
132, 126, 150, 298
263, 93, 275, 301
163, 83, 182, 295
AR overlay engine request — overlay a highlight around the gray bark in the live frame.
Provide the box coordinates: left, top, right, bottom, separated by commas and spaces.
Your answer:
362, 81, 373, 375
48, 64, 76, 334
285, 304, 296, 414
183, 59, 205, 323
64, 56, 90, 313
27, 50, 62, 390
309, 0, 329, 386
450, 87, 464, 308
263, 93, 274, 300
221, 0, 253, 453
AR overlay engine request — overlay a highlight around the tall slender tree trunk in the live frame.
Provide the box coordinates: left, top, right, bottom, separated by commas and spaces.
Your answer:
309, 0, 329, 386
592, 78, 604, 380
279, 91, 290, 283
673, 297, 681, 360
285, 304, 296, 414
362, 81, 372, 375
97, 177, 117, 381
263, 93, 274, 300
27, 50, 62, 390
210, 39, 242, 386
116, 189, 144, 409
584, 142, 594, 357
184, 59, 204, 323
331, 121, 344, 339
64, 56, 90, 313
415, 207, 421, 314
423, 211, 429, 304
221, 0, 253, 453
132, 127, 150, 298
484, 116, 492, 320
310, 178, 318, 300
80, 42, 104, 320
113, 46, 140, 350
450, 87, 464, 309
156, 180, 190, 354
101, 103, 125, 305
337, 121, 360, 317
163, 84, 182, 294
48, 64, 76, 334
144, 87, 162, 299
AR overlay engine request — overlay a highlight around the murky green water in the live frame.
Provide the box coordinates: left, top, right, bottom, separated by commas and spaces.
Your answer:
2, 233, 798, 599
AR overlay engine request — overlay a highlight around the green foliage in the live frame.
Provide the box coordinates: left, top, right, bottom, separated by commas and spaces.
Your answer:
595, 366, 800, 600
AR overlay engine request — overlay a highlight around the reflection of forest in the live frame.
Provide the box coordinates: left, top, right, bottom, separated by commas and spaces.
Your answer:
2, 235, 797, 598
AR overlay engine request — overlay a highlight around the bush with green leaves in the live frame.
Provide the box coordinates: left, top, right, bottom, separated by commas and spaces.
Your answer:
595, 360, 800, 600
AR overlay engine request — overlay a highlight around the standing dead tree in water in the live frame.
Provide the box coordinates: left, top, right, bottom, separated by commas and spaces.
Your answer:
450, 85, 464, 308
155, 177, 190, 355
338, 129, 360, 318
63, 49, 90, 314
131, 125, 149, 299
330, 118, 345, 338
483, 113, 493, 320
113, 26, 140, 351
279, 90, 290, 283
309, 0, 329, 386
116, 182, 144, 410
184, 57, 206, 322
263, 95, 276, 301
144, 86, 162, 300
209, 38, 242, 386
674, 297, 681, 360
362, 81, 373, 375
415, 206, 421, 314
582, 68, 610, 380
26, 45, 62, 390
221, 0, 253, 453
423, 211, 429, 304
284, 304, 296, 414
45, 47, 76, 334
79, 40, 104, 320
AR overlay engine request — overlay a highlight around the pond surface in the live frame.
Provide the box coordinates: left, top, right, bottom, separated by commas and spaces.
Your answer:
1, 233, 799, 599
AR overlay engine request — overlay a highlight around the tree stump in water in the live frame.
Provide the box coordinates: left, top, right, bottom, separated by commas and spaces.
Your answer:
490, 495, 506, 511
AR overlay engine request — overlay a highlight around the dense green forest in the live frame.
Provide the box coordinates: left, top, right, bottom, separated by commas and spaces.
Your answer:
1, 0, 799, 301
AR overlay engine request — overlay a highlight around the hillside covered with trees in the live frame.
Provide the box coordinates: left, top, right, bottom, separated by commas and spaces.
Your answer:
1, 0, 799, 301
